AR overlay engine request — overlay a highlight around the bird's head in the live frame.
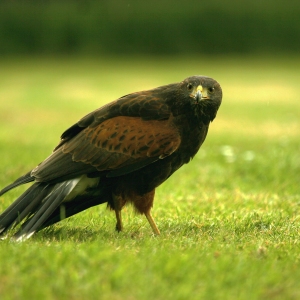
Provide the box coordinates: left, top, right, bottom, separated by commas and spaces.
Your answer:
179, 75, 222, 122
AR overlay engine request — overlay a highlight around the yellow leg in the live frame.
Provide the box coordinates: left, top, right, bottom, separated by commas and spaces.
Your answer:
145, 211, 160, 235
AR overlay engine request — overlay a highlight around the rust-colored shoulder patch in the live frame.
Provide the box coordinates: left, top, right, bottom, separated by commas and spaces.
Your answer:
62, 116, 181, 172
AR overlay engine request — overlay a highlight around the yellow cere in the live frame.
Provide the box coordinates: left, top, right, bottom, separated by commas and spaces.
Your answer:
197, 85, 203, 92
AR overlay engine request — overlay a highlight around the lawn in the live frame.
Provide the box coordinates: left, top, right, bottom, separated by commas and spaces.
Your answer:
0, 55, 299, 300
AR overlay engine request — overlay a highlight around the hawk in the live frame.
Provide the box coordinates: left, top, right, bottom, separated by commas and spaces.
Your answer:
0, 75, 222, 240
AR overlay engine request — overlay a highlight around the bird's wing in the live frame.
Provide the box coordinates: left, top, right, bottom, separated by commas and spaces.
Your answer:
54, 89, 171, 151
66, 116, 181, 174
32, 116, 181, 182
31, 88, 178, 182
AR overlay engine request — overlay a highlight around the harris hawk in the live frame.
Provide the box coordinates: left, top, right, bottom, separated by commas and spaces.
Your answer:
0, 75, 222, 241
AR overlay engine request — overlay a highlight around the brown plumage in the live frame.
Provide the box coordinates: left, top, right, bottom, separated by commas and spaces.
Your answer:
0, 75, 222, 240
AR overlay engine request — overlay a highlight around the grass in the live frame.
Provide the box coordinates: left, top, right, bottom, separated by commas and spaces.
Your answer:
0, 55, 299, 300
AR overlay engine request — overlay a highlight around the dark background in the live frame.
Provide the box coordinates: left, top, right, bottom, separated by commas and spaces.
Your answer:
1, 0, 299, 56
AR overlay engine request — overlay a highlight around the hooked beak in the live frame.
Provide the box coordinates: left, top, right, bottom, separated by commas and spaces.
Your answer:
194, 85, 209, 103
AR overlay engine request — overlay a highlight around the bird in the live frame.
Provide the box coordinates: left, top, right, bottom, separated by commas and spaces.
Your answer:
0, 75, 222, 241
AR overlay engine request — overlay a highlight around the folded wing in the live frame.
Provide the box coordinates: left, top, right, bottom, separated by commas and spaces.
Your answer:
32, 116, 181, 182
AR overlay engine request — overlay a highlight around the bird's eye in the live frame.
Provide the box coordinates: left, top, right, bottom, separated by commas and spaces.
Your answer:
187, 83, 193, 91
208, 87, 215, 93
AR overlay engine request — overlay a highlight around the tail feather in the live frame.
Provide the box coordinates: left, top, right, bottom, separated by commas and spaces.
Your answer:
11, 185, 52, 224
0, 171, 34, 196
13, 181, 77, 241
0, 175, 104, 240
0, 184, 45, 234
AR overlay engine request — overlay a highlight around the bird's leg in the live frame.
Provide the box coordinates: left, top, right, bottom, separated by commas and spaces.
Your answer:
115, 210, 123, 232
145, 211, 160, 235
112, 194, 123, 232
133, 189, 160, 235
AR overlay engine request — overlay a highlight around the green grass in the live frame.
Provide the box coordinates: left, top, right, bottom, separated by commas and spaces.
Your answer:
0, 55, 300, 300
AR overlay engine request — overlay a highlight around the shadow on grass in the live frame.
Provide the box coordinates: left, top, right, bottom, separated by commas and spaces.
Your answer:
33, 224, 150, 243
31, 226, 113, 243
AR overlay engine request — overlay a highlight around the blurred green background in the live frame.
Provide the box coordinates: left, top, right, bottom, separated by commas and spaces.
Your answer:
1, 0, 300, 56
